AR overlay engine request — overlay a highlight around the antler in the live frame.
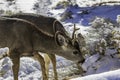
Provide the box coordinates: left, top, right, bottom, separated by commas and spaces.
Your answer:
72, 24, 80, 40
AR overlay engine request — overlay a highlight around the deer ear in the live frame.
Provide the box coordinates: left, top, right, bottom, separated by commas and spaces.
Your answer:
55, 31, 66, 46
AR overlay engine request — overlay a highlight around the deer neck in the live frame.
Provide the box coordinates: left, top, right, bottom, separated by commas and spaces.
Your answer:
32, 30, 62, 54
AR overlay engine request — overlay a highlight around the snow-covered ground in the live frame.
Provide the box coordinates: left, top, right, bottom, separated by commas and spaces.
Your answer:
0, 0, 120, 80
71, 69, 120, 80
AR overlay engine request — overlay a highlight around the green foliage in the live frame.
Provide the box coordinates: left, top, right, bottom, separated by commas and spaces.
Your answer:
0, 9, 22, 16
87, 16, 120, 56
0, 0, 22, 15
55, 1, 70, 9
89, 16, 117, 38
0, 9, 4, 15
5, 10, 13, 15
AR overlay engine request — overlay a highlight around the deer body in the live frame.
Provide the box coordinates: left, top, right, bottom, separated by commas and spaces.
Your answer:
0, 14, 84, 80
5, 13, 67, 37
0, 18, 57, 54
4, 14, 68, 80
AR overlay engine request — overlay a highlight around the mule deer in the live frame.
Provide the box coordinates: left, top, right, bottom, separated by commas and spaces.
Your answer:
0, 14, 84, 80
4, 13, 85, 79
4, 13, 62, 80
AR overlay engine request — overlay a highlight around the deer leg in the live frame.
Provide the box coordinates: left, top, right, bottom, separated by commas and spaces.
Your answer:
9, 52, 20, 80
48, 54, 58, 80
44, 54, 50, 78
34, 52, 48, 80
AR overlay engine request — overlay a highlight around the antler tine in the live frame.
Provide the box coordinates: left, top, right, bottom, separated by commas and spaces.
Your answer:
72, 24, 80, 39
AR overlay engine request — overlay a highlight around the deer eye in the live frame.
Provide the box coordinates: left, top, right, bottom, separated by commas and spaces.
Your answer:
73, 51, 79, 55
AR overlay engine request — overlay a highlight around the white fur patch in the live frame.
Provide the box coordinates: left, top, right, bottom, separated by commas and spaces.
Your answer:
61, 46, 67, 51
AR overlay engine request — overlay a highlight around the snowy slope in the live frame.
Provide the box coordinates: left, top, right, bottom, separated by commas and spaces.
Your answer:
51, 5, 120, 26
71, 69, 120, 80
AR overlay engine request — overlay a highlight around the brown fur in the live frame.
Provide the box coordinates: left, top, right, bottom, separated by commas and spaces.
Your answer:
0, 14, 84, 80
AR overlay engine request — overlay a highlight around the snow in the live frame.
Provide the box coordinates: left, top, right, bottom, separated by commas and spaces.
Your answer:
16, 0, 36, 13
0, 0, 120, 80
71, 69, 120, 80
82, 53, 100, 71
